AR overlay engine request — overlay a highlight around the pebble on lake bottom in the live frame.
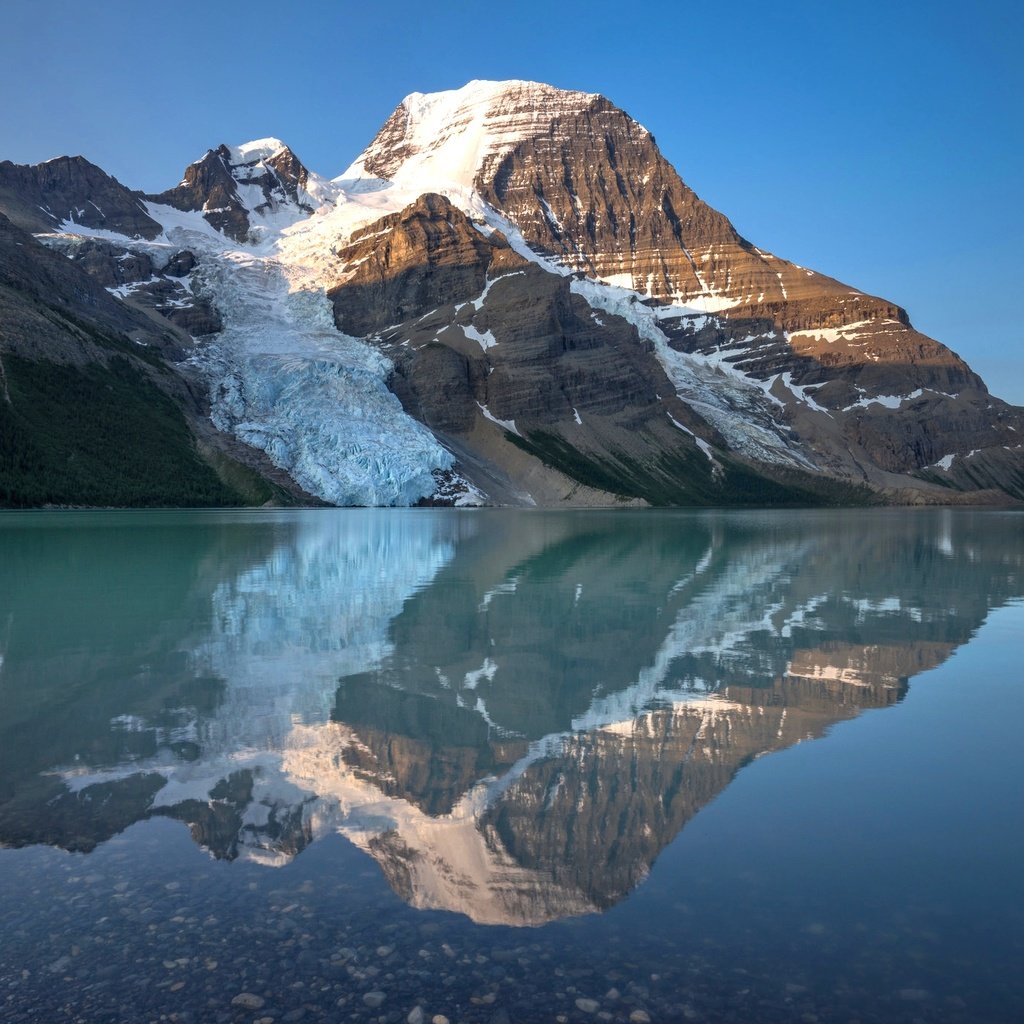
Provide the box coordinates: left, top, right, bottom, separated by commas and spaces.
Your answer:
230, 992, 265, 1011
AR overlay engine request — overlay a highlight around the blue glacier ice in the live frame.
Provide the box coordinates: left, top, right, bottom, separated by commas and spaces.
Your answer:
185, 239, 454, 506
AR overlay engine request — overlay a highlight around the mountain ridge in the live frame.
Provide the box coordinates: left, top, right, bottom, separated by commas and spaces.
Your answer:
0, 78, 1021, 507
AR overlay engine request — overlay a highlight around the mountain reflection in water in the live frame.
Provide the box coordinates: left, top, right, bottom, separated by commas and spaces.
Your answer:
0, 509, 1020, 926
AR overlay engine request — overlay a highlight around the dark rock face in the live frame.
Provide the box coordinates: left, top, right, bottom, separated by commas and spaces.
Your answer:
262, 146, 314, 205
55, 238, 155, 289
130, 278, 223, 336
477, 97, 1023, 483
0, 212, 167, 358
459, 90, 982, 392
43, 236, 223, 339
476, 95, 741, 296
153, 145, 251, 241
329, 193, 525, 336
395, 264, 672, 434
915, 442, 1024, 500
163, 249, 197, 277
658, 307, 1024, 480
0, 156, 161, 238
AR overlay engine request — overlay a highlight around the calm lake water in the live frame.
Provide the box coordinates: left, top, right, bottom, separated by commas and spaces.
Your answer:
0, 508, 1022, 1024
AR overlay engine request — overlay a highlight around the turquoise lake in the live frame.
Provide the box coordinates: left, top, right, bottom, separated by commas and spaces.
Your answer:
0, 508, 1022, 1023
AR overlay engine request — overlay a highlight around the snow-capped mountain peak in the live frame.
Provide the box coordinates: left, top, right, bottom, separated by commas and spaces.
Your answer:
152, 138, 337, 243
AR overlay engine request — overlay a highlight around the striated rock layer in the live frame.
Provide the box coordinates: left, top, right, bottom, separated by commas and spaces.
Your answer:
329, 194, 764, 505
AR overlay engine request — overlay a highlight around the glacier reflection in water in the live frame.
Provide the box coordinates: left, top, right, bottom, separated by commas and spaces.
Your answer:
0, 508, 1022, 930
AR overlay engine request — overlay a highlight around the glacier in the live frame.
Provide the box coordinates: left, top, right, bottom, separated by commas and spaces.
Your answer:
73, 191, 458, 507
188, 246, 453, 506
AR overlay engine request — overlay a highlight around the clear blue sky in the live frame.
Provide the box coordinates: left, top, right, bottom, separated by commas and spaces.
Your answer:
2, 0, 1021, 401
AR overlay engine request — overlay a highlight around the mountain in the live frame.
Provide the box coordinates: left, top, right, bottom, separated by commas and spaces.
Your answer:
0, 79, 1021, 507
341, 81, 1023, 501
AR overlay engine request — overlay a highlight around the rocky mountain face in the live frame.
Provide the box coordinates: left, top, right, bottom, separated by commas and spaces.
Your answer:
0, 211, 164, 355
0, 155, 161, 237
349, 81, 1024, 502
329, 192, 519, 335
329, 193, 755, 504
0, 79, 1021, 507
38, 234, 224, 337
358, 84, 746, 303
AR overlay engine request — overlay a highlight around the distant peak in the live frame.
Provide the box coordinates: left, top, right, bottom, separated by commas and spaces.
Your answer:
40, 154, 100, 168
186, 139, 299, 174
226, 138, 289, 165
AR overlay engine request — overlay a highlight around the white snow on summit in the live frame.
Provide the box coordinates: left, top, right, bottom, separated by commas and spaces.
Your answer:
227, 137, 288, 164
341, 79, 602, 191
